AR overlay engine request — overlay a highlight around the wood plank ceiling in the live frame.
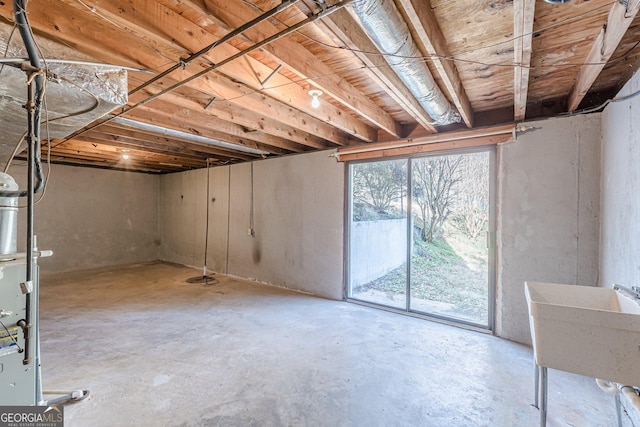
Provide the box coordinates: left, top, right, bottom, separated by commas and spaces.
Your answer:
1, 0, 639, 173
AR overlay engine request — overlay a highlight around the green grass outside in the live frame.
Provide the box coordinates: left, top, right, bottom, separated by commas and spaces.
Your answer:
363, 225, 488, 322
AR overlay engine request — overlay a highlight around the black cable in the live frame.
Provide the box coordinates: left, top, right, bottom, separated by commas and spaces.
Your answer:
0, 0, 44, 198
0, 318, 23, 353
4, 73, 101, 177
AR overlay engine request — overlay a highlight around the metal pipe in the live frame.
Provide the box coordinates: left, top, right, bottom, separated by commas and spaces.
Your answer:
0, 57, 148, 72
613, 283, 640, 300
22, 75, 36, 366
53, 0, 353, 149
348, 0, 460, 126
128, 0, 301, 96
0, 0, 44, 199
540, 366, 547, 427
616, 394, 623, 427
108, 116, 268, 155
125, 0, 356, 112
534, 364, 539, 409
621, 386, 640, 423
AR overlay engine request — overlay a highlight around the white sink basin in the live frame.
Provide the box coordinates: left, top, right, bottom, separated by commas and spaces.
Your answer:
525, 281, 640, 386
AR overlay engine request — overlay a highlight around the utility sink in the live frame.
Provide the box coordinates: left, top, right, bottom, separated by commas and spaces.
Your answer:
525, 282, 640, 387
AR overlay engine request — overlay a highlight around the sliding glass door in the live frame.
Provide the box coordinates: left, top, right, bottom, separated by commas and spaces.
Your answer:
347, 148, 494, 329
348, 159, 408, 309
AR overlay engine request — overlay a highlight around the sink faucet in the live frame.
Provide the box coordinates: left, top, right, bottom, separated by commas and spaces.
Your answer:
613, 284, 640, 300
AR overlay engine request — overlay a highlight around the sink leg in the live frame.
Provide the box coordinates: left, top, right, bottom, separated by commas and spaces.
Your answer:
534, 364, 540, 409
540, 366, 548, 427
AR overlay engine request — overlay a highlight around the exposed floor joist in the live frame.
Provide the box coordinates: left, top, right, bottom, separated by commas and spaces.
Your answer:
315, 8, 438, 133
567, 0, 640, 111
513, 0, 536, 121
397, 0, 474, 128
2, 0, 640, 173
202, 0, 403, 138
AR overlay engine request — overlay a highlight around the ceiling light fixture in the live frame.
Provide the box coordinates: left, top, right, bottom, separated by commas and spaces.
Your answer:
308, 89, 323, 108
121, 149, 130, 160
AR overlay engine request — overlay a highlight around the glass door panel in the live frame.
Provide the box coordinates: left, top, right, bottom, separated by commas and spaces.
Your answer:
348, 159, 408, 309
409, 152, 490, 326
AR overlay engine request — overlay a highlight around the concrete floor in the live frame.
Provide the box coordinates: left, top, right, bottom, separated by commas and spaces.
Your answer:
38, 262, 630, 427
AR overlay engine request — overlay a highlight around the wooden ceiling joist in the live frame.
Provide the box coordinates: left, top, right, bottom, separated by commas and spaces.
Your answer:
316, 8, 439, 133
58, 0, 376, 144
1, 0, 639, 173
46, 140, 206, 170
567, 0, 640, 111
1, 0, 356, 147
201, 0, 403, 138
139, 93, 321, 152
81, 127, 256, 162
396, 0, 474, 128
513, 0, 536, 121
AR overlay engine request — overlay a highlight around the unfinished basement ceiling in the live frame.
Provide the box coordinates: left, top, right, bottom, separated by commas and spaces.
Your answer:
0, 0, 638, 173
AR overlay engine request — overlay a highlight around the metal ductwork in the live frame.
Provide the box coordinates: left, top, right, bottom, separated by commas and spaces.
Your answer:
348, 0, 461, 126
0, 23, 128, 171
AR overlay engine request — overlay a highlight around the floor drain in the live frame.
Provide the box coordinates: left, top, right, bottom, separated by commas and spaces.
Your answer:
186, 275, 219, 286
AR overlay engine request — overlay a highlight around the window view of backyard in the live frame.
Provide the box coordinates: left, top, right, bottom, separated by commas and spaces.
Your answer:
348, 151, 491, 327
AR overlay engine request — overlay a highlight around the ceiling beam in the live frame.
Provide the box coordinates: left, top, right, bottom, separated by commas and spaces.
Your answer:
0, 1, 358, 147
199, 0, 403, 138
54, 0, 376, 143
84, 126, 258, 161
307, 7, 438, 133
134, 91, 317, 151
567, 0, 640, 111
48, 140, 203, 170
396, 0, 474, 128
513, 0, 536, 121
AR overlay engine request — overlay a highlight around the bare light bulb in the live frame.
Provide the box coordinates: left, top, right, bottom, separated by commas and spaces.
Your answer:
308, 89, 323, 109
122, 152, 130, 160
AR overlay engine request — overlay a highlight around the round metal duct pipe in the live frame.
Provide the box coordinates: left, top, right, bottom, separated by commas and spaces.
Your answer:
349, 0, 461, 126
0, 172, 19, 255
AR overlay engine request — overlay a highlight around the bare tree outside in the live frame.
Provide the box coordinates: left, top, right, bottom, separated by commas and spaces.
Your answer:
452, 153, 489, 239
349, 152, 491, 325
412, 156, 462, 242
352, 160, 406, 218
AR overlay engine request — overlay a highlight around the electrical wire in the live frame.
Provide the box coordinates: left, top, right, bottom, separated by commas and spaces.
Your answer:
0, 23, 18, 77
4, 72, 101, 175
34, 95, 52, 206
0, 318, 23, 353
18, 0, 638, 152
117, 0, 640, 112
564, 85, 640, 115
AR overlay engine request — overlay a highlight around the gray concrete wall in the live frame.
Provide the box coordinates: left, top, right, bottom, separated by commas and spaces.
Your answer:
13, 163, 159, 273
159, 150, 345, 300
158, 117, 603, 343
497, 114, 601, 344
600, 71, 640, 289
350, 218, 407, 288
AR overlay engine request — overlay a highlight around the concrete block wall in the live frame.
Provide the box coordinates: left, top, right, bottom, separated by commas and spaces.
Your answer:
159, 150, 345, 300
13, 163, 160, 273
497, 115, 601, 344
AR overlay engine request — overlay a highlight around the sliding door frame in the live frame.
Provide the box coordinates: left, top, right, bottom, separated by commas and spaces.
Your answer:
344, 146, 496, 332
